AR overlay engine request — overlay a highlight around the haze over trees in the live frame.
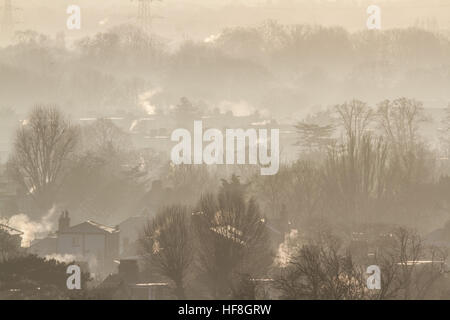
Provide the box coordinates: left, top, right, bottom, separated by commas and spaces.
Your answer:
1, 15, 450, 299
3, 93, 450, 299
1, 24, 450, 119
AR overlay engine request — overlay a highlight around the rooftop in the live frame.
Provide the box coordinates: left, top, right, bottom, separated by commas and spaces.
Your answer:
61, 220, 119, 235
0, 223, 23, 236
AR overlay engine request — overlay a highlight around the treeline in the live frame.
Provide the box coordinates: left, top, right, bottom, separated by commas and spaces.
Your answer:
251, 98, 450, 231
1, 23, 450, 117
3, 97, 450, 230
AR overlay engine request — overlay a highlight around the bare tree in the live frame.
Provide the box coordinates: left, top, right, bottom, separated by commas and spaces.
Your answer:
323, 134, 389, 224
376, 98, 427, 156
335, 100, 374, 145
373, 227, 447, 300
287, 160, 323, 226
7, 106, 78, 211
140, 205, 193, 299
81, 118, 131, 155
275, 233, 368, 300
251, 159, 323, 231
193, 175, 272, 299
250, 164, 291, 221
376, 98, 431, 187
275, 228, 446, 300
295, 122, 335, 153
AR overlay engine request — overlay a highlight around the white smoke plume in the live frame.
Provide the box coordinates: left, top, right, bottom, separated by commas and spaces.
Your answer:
218, 100, 270, 118
45, 253, 77, 264
138, 87, 162, 115
218, 100, 255, 117
98, 18, 109, 26
275, 229, 300, 267
2, 207, 58, 247
204, 33, 221, 43
45, 253, 98, 276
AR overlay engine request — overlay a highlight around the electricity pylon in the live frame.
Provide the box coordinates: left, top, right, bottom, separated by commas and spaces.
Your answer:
0, 0, 13, 37
132, 0, 162, 33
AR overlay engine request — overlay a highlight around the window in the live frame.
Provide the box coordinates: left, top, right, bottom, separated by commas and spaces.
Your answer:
72, 237, 80, 247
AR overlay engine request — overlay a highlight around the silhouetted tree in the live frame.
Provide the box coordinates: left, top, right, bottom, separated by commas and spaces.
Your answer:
7, 106, 78, 211
140, 205, 193, 299
323, 134, 389, 223
81, 118, 131, 155
335, 100, 373, 145
295, 122, 334, 153
193, 175, 271, 299
275, 233, 368, 300
0, 254, 90, 299
373, 227, 447, 300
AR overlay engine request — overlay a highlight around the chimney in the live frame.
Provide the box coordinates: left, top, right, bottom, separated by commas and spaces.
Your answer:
58, 210, 70, 233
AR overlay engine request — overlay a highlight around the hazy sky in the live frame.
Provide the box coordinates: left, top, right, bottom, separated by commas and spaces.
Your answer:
7, 0, 450, 42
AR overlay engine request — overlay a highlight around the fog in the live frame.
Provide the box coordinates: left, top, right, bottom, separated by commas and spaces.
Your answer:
8, 0, 450, 41
1, 0, 450, 301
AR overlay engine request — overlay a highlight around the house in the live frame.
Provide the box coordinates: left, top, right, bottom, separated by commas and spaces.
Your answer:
98, 257, 171, 300
0, 223, 23, 250
30, 211, 120, 277
28, 233, 57, 256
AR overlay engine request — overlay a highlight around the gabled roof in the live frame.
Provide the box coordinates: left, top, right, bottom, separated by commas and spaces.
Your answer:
62, 220, 118, 235
0, 223, 23, 236
119, 216, 148, 227
29, 234, 57, 250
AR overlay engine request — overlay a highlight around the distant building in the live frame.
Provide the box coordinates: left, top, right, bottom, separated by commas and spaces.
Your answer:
30, 211, 120, 276
119, 215, 148, 256
29, 234, 57, 256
